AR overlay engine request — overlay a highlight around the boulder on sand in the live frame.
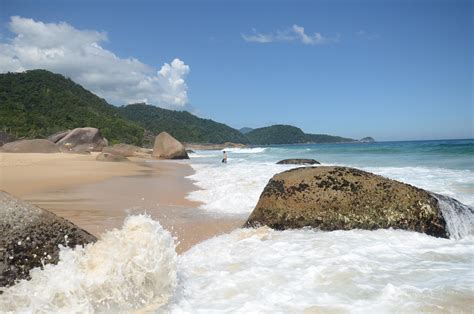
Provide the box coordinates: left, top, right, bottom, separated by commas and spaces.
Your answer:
96, 152, 129, 162
245, 166, 455, 238
56, 127, 108, 153
1, 139, 59, 153
47, 130, 71, 143
152, 132, 189, 159
102, 143, 150, 157
0, 191, 96, 287
277, 159, 320, 165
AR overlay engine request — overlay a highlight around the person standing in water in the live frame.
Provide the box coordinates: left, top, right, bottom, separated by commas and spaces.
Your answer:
222, 150, 228, 163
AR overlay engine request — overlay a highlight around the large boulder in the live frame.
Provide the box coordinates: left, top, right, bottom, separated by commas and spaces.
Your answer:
0, 191, 96, 287
102, 143, 150, 157
96, 152, 129, 162
245, 166, 460, 238
47, 130, 71, 143
152, 132, 189, 159
1, 139, 59, 153
277, 159, 320, 165
56, 127, 108, 153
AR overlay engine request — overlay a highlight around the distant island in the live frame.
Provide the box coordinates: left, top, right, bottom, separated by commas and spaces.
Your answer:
0, 69, 372, 146
360, 137, 376, 143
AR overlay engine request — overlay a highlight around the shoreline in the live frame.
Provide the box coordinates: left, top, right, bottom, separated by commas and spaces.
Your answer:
0, 152, 245, 253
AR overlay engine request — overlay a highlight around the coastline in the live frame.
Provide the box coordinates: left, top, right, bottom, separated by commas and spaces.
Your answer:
0, 152, 244, 253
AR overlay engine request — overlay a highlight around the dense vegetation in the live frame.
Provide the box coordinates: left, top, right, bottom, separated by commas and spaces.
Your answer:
239, 127, 254, 134
245, 125, 356, 145
0, 70, 144, 145
305, 133, 355, 143
246, 125, 309, 145
0, 69, 361, 147
118, 103, 249, 144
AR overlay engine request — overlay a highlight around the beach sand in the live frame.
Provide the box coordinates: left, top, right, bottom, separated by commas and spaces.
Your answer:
0, 152, 244, 253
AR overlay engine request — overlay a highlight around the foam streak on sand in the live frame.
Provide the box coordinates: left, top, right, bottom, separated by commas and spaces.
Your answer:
0, 215, 177, 313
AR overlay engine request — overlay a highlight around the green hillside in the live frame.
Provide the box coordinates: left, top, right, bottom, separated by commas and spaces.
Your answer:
118, 103, 249, 144
246, 124, 356, 145
0, 70, 144, 145
245, 125, 308, 145
305, 133, 355, 143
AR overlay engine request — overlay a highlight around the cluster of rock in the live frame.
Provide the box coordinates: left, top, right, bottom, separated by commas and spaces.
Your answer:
0, 128, 190, 161
0, 128, 107, 154
0, 191, 96, 287
244, 166, 463, 238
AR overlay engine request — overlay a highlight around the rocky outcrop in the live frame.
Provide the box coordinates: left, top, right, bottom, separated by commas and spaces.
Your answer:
96, 152, 129, 162
0, 139, 59, 153
0, 191, 96, 287
277, 159, 320, 165
47, 130, 71, 143
56, 127, 108, 152
245, 166, 451, 238
102, 143, 150, 157
153, 132, 189, 159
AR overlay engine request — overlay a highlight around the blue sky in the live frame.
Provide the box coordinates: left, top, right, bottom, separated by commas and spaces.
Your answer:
0, 0, 472, 141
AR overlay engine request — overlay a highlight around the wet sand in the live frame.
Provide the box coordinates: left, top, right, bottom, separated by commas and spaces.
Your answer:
0, 153, 244, 253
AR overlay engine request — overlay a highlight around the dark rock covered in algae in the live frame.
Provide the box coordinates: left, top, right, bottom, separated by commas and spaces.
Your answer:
245, 166, 451, 237
0, 191, 97, 288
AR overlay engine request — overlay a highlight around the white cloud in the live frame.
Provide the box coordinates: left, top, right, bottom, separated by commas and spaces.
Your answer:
242, 24, 338, 45
0, 16, 190, 108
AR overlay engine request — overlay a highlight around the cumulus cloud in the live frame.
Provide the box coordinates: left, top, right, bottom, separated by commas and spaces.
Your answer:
242, 24, 339, 45
0, 16, 190, 108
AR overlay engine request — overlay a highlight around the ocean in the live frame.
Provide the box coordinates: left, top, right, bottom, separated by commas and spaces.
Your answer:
1, 139, 473, 313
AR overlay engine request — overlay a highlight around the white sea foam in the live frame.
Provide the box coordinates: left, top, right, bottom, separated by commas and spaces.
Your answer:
170, 228, 474, 313
0, 215, 177, 313
187, 156, 474, 215
361, 166, 474, 206
222, 147, 268, 154
186, 161, 296, 215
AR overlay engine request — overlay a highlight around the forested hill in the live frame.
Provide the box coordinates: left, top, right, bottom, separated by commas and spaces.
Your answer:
118, 103, 249, 144
0, 70, 144, 145
245, 125, 356, 145
246, 125, 308, 145
0, 69, 360, 146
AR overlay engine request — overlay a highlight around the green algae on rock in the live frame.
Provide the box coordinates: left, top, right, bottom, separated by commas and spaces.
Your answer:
245, 166, 449, 237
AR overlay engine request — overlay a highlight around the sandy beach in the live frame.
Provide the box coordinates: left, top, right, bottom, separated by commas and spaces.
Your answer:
0, 152, 244, 253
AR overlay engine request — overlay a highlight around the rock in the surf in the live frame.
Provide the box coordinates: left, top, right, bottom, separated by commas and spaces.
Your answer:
152, 132, 189, 159
0, 191, 96, 287
277, 159, 320, 165
96, 152, 129, 162
1, 139, 59, 153
56, 127, 108, 153
245, 166, 454, 238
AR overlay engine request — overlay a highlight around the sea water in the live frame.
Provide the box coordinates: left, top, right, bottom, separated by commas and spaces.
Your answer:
1, 139, 473, 313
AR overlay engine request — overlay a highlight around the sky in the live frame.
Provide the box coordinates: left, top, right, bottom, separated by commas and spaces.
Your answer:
0, 0, 472, 141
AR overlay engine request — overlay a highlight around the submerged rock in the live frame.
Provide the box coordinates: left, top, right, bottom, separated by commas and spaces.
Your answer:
277, 159, 320, 165
245, 166, 460, 238
96, 152, 129, 162
1, 139, 59, 153
0, 191, 96, 287
153, 132, 189, 159
56, 127, 108, 153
